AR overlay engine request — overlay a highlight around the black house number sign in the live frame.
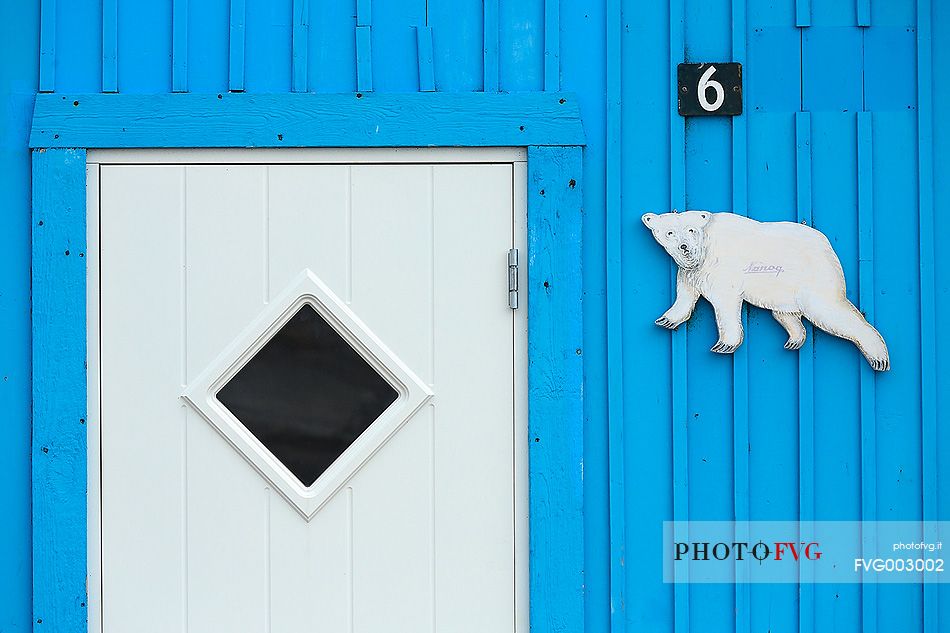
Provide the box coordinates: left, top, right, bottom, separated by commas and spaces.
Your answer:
677, 63, 742, 116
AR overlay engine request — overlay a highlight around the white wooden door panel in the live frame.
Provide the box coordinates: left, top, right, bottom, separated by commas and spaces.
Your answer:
184, 164, 271, 632
96, 152, 524, 633
432, 164, 516, 631
100, 165, 186, 633
267, 164, 350, 301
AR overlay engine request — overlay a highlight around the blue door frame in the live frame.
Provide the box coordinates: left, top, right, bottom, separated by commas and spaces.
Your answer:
30, 91, 585, 632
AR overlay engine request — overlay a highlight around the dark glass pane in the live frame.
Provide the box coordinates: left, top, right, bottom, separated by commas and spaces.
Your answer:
217, 305, 398, 487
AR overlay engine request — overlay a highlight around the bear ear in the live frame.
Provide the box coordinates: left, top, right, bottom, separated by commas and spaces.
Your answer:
697, 211, 711, 225
641, 212, 656, 227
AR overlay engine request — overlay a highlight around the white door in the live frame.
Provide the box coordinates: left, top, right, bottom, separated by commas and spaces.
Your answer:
89, 149, 527, 633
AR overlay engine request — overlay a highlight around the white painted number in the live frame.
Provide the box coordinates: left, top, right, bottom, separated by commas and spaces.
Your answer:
698, 65, 725, 112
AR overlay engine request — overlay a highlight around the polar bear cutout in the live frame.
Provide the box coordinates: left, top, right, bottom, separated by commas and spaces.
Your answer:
642, 210, 890, 371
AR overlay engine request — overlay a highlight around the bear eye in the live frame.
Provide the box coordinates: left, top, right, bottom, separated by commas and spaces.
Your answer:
688, 228, 696, 234
666, 231, 674, 237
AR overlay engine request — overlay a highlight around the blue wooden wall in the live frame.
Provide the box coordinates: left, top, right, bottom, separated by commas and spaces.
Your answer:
1, 1, 947, 632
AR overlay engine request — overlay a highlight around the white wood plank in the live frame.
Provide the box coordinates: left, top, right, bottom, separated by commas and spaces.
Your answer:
185, 164, 269, 374
99, 165, 186, 632
268, 487, 351, 632
267, 163, 353, 631
432, 164, 516, 631
184, 164, 270, 632
266, 164, 350, 301
351, 408, 434, 633
349, 164, 434, 384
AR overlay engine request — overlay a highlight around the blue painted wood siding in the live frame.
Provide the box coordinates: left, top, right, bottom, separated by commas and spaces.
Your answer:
2, 1, 949, 632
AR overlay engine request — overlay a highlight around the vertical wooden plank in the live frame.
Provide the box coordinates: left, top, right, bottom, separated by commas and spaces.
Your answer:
172, 0, 188, 92
99, 165, 187, 632
356, 0, 372, 26
292, 0, 308, 92
483, 0, 499, 91
415, 26, 434, 92
356, 24, 373, 92
499, 0, 543, 91
797, 0, 811, 27
858, 0, 871, 27
39, 0, 55, 91
264, 164, 352, 632
116, 0, 173, 93
367, 0, 423, 92
795, 111, 815, 633
348, 164, 433, 632
186, 0, 229, 93
732, 0, 750, 629
917, 1, 937, 632
527, 145, 584, 633
857, 111, 877, 633
307, 0, 356, 92
229, 0, 246, 91
543, 0, 559, 91
32, 148, 87, 631
605, 0, 625, 628
670, 0, 688, 631
102, 0, 118, 92
184, 165, 268, 632
431, 164, 517, 631
1, 2, 39, 627
355, 27, 373, 92
427, 0, 482, 91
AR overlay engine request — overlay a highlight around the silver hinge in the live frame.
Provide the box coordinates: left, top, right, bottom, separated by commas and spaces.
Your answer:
508, 248, 519, 310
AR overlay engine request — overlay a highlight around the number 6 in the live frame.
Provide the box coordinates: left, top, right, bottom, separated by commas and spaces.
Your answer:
698, 65, 725, 112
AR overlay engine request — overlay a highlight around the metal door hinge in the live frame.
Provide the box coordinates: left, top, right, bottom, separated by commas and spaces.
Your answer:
508, 248, 519, 310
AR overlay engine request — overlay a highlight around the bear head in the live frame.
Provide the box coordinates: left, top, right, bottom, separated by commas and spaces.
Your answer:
641, 210, 712, 270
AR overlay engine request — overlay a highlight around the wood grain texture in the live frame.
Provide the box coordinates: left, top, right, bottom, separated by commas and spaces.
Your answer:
30, 92, 585, 148
32, 148, 87, 632
527, 145, 584, 633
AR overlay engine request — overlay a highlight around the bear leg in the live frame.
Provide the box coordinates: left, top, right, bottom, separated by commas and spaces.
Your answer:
656, 269, 701, 330
772, 311, 806, 350
709, 294, 745, 354
801, 295, 890, 371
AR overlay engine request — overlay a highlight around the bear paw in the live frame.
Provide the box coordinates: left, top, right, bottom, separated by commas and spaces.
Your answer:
868, 357, 890, 371
655, 316, 681, 330
784, 336, 805, 351
710, 341, 740, 354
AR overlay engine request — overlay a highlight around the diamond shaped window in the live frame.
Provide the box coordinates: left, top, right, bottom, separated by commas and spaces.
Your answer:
216, 304, 399, 487
183, 270, 431, 519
